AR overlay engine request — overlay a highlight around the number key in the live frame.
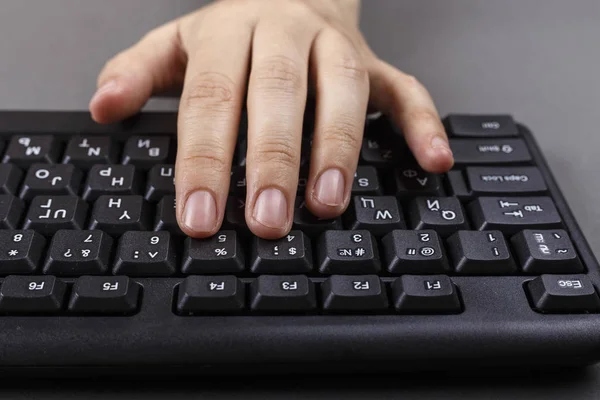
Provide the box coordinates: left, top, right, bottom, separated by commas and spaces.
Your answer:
43, 230, 113, 276
317, 230, 380, 274
182, 230, 245, 274
113, 231, 177, 276
511, 230, 583, 274
381, 230, 450, 274
250, 231, 312, 274
0, 230, 46, 275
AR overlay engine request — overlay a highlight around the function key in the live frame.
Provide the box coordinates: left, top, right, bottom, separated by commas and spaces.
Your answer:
19, 164, 82, 200
249, 275, 316, 313
450, 138, 531, 166
0, 195, 25, 229
43, 230, 113, 276
68, 276, 140, 314
345, 196, 405, 236
409, 197, 469, 237
88, 195, 151, 236
446, 230, 517, 275
392, 275, 461, 314
0, 230, 46, 275
154, 195, 184, 236
113, 231, 177, 276
444, 114, 519, 137
527, 274, 600, 313
465, 166, 546, 195
0, 275, 66, 313
145, 164, 175, 202
352, 166, 381, 195
182, 230, 245, 274
0, 164, 23, 195
62, 136, 117, 170
317, 230, 380, 274
3, 135, 60, 168
82, 165, 141, 201
381, 230, 450, 274
468, 196, 562, 235
321, 275, 388, 313
23, 196, 87, 236
292, 197, 342, 239
121, 136, 173, 170
511, 230, 583, 274
176, 275, 245, 314
250, 231, 312, 274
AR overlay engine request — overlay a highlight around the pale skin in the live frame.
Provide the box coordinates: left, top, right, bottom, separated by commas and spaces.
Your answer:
89, 0, 454, 239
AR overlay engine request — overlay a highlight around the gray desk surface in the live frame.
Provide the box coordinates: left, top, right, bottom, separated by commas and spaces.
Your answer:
1, 0, 600, 398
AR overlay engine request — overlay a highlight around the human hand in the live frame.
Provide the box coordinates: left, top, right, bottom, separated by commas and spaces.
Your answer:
89, 0, 454, 239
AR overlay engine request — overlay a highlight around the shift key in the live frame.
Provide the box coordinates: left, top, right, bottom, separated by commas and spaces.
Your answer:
450, 139, 531, 165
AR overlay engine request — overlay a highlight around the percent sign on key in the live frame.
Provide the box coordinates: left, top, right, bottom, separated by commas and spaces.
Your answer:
214, 248, 228, 256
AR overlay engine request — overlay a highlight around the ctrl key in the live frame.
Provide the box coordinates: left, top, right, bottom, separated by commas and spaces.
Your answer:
527, 275, 600, 313
0, 275, 66, 313
68, 276, 140, 314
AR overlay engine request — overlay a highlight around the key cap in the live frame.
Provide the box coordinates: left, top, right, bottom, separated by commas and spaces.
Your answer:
292, 197, 342, 238
352, 166, 381, 195
321, 275, 388, 312
527, 274, 600, 313
445, 170, 473, 201
511, 230, 583, 274
465, 166, 547, 195
249, 275, 316, 312
122, 136, 173, 170
222, 197, 250, 237
68, 276, 140, 314
345, 196, 405, 236
450, 138, 532, 165
182, 231, 245, 274
82, 164, 140, 201
317, 230, 380, 274
19, 164, 82, 200
390, 162, 444, 198
409, 197, 469, 237
229, 167, 247, 195
0, 194, 24, 229
444, 114, 519, 137
43, 230, 113, 276
360, 135, 400, 168
23, 196, 88, 235
447, 230, 517, 274
382, 230, 450, 274
154, 195, 184, 236
0, 230, 46, 275
88, 195, 150, 236
3, 135, 60, 168
0, 164, 23, 195
392, 275, 461, 313
250, 231, 312, 274
145, 164, 175, 202
0, 275, 66, 313
176, 275, 245, 314
113, 231, 177, 276
62, 136, 117, 170
468, 196, 562, 235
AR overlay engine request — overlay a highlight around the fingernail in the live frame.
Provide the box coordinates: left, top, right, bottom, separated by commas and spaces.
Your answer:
253, 188, 288, 229
431, 135, 451, 151
183, 190, 217, 233
314, 168, 345, 207
90, 80, 118, 104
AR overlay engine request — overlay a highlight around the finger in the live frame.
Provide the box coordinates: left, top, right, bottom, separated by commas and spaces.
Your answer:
176, 26, 253, 238
245, 15, 320, 239
305, 28, 369, 218
369, 60, 454, 173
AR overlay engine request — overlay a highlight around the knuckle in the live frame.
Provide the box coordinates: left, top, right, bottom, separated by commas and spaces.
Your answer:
332, 54, 368, 84
252, 132, 299, 170
404, 108, 441, 127
321, 117, 362, 155
253, 55, 305, 94
178, 140, 230, 175
182, 72, 238, 113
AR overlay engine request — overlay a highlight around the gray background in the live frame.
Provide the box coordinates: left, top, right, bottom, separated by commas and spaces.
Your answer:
1, 0, 599, 397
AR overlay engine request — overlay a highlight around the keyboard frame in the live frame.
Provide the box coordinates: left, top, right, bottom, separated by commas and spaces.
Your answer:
0, 111, 599, 375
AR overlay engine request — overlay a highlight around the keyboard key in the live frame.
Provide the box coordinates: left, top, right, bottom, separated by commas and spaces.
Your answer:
113, 231, 177, 276
250, 275, 316, 312
292, 197, 342, 238
0, 230, 46, 275
62, 136, 117, 170
43, 230, 113, 276
222, 197, 249, 237
0, 194, 25, 229
527, 275, 600, 313
381, 230, 450, 274
122, 136, 173, 169
409, 197, 469, 237
250, 231, 312, 274
444, 114, 519, 137
0, 275, 66, 313
3, 135, 60, 168
468, 196, 562, 235
68, 276, 140, 314
19, 164, 82, 200
182, 231, 245, 274
351, 166, 381, 195
390, 162, 444, 198
465, 167, 547, 195
23, 196, 88, 235
229, 167, 247, 195
511, 230, 583, 274
145, 164, 175, 202
445, 170, 473, 201
321, 275, 388, 312
89, 195, 150, 236
317, 230, 380, 274
176, 275, 245, 314
450, 138, 532, 165
82, 164, 140, 201
392, 275, 461, 313
0, 164, 23, 195
446, 230, 517, 275
345, 196, 405, 236
154, 195, 184, 236
360, 136, 398, 168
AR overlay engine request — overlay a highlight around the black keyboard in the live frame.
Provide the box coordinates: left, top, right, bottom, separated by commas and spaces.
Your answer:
0, 111, 598, 376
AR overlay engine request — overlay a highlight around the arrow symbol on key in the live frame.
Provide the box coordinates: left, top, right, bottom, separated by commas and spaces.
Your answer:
148, 252, 158, 259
